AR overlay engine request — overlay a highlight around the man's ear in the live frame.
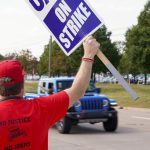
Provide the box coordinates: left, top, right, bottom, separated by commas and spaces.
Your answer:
20, 86, 25, 97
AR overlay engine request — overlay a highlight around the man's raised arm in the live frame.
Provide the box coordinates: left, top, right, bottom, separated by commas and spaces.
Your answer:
65, 36, 100, 108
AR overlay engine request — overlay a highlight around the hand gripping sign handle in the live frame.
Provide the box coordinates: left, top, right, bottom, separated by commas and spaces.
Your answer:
97, 50, 139, 100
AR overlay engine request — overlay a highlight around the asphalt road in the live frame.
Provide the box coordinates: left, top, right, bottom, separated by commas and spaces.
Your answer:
48, 108, 150, 150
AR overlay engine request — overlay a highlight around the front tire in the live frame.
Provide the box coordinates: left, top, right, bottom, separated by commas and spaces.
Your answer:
103, 116, 118, 132
56, 117, 72, 134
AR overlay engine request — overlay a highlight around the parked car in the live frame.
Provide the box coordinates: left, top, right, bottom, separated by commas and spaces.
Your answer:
25, 77, 118, 134
146, 78, 150, 84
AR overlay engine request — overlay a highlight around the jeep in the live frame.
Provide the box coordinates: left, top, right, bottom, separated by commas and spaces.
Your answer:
25, 77, 118, 134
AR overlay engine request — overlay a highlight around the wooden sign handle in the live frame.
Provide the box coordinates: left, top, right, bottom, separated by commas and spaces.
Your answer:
97, 50, 138, 100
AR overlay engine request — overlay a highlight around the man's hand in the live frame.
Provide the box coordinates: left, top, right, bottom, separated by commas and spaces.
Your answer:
83, 36, 100, 59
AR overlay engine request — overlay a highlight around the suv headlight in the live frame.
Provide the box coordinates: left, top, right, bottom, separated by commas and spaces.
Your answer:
103, 99, 109, 107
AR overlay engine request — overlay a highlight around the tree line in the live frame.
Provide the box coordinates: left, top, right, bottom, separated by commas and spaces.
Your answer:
119, 1, 150, 84
0, 50, 39, 76
0, 1, 149, 81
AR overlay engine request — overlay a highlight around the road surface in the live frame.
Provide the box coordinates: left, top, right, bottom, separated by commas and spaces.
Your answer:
48, 107, 150, 150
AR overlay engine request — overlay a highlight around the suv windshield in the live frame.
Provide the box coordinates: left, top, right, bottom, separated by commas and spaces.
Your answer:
56, 80, 96, 92
57, 80, 73, 92
86, 81, 96, 92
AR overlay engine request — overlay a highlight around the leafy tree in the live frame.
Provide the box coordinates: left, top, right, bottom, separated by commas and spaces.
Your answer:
17, 49, 39, 75
38, 45, 49, 75
39, 25, 121, 77
119, 53, 129, 74
50, 42, 67, 76
39, 40, 83, 76
92, 25, 121, 80
120, 1, 150, 83
4, 52, 18, 60
0, 54, 4, 60
2, 50, 38, 75
137, 1, 150, 74
114, 41, 125, 54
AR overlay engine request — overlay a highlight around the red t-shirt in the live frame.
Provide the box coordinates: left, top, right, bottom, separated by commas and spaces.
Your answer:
0, 91, 69, 150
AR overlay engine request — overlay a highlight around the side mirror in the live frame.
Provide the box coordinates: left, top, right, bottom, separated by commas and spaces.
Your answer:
95, 88, 101, 94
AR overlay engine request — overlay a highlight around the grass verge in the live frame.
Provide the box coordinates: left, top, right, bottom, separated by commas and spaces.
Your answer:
25, 81, 150, 109
25, 81, 38, 93
96, 83, 150, 108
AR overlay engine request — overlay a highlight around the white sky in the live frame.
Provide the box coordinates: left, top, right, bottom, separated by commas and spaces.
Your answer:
0, 0, 148, 58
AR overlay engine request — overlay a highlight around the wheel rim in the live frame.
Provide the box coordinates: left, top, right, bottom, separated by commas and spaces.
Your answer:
57, 119, 64, 130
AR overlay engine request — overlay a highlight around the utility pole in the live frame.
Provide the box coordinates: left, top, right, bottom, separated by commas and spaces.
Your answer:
49, 35, 52, 77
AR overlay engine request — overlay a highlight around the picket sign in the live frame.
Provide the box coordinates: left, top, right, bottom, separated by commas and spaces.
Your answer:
25, 0, 103, 55
25, 0, 138, 100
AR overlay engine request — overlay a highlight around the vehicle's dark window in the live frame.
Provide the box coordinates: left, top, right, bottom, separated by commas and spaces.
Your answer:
56, 80, 95, 92
48, 83, 53, 94
48, 83, 53, 89
43, 82, 46, 87
56, 80, 73, 92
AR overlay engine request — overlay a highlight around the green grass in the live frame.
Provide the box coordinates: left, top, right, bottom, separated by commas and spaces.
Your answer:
25, 81, 150, 108
96, 83, 150, 108
25, 81, 38, 93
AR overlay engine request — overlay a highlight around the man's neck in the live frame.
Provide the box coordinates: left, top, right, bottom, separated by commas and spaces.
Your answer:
0, 94, 23, 101
0, 95, 4, 100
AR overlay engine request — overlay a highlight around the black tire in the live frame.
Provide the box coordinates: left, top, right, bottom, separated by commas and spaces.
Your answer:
103, 116, 118, 132
56, 117, 72, 134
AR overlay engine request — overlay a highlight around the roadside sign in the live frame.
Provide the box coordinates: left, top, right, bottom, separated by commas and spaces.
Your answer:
25, 0, 103, 55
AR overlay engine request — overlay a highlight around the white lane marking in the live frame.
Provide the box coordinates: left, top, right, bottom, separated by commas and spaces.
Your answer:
132, 116, 150, 120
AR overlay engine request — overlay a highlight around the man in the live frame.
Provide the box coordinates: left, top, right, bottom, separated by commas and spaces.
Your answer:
0, 36, 100, 150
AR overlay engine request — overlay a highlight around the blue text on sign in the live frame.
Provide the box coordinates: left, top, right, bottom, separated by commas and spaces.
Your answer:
29, 0, 50, 11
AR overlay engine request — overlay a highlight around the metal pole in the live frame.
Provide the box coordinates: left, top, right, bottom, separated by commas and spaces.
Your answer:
49, 35, 52, 77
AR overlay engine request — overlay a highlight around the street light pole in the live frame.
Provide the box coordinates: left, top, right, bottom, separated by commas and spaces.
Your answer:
49, 35, 52, 77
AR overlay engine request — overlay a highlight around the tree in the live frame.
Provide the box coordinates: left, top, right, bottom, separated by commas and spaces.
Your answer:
4, 52, 18, 60
114, 41, 125, 54
2, 50, 39, 75
38, 45, 49, 75
39, 41, 82, 76
119, 26, 141, 76
17, 49, 39, 75
120, 1, 150, 83
0, 54, 4, 60
50, 42, 68, 76
39, 25, 121, 77
137, 1, 150, 75
92, 25, 121, 80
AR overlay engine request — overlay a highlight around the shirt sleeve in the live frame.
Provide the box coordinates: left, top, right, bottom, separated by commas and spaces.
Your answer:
35, 91, 69, 127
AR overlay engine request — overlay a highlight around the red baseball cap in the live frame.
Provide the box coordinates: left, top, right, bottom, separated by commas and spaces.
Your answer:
0, 60, 25, 86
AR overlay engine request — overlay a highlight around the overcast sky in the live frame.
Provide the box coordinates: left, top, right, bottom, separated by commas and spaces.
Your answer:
0, 0, 148, 58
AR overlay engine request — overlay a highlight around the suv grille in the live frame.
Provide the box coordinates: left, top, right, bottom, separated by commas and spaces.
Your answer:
81, 99, 103, 110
